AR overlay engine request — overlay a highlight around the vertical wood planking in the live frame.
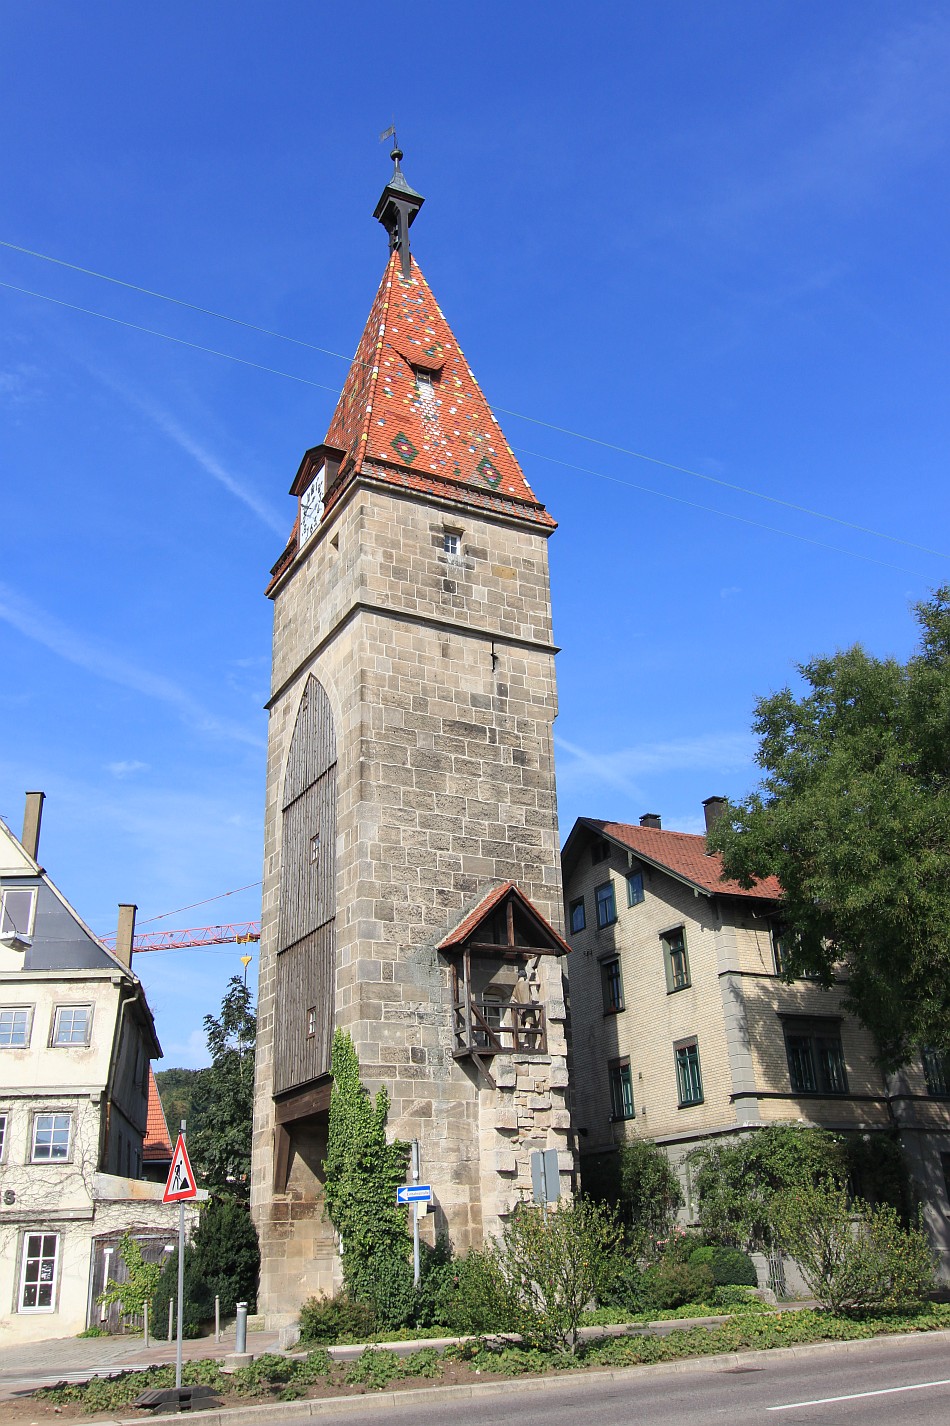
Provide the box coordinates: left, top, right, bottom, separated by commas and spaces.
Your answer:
275, 676, 337, 1093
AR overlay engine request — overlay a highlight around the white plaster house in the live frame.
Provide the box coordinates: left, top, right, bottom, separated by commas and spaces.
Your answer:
0, 793, 195, 1343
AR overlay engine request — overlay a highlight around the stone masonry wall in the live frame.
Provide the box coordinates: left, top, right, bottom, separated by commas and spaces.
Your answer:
252, 483, 569, 1325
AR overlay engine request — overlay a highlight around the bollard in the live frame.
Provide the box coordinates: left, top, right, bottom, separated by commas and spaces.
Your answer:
215, 1295, 220, 1343
167, 1298, 174, 1343
143, 1301, 149, 1349
235, 1301, 248, 1356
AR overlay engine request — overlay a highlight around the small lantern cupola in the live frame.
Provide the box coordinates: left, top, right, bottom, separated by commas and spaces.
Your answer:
373, 139, 425, 279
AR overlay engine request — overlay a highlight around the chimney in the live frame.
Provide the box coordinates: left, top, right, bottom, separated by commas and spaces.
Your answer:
22, 791, 45, 861
639, 813, 662, 830
115, 904, 138, 968
703, 796, 728, 836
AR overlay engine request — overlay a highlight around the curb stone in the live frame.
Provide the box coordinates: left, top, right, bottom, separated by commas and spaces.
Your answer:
90, 1326, 950, 1426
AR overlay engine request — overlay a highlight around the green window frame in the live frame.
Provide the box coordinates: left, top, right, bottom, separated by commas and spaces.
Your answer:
923, 1048, 950, 1098
626, 869, 644, 907
675, 1041, 703, 1106
601, 957, 624, 1013
662, 927, 690, 991
784, 1020, 848, 1095
595, 882, 617, 929
608, 1059, 634, 1120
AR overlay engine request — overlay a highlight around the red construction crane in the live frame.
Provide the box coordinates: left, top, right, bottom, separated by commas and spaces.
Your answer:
100, 922, 261, 953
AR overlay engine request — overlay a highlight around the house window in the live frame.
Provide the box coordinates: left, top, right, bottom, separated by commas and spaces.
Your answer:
0, 1007, 32, 1047
772, 928, 793, 975
608, 1059, 634, 1120
601, 957, 624, 1013
1, 887, 36, 939
784, 1019, 848, 1095
942, 1152, 950, 1206
569, 897, 585, 934
442, 532, 459, 556
626, 870, 644, 907
662, 928, 690, 991
31, 1113, 71, 1162
590, 837, 610, 865
595, 882, 616, 929
923, 1048, 950, 1098
675, 1040, 704, 1106
306, 1006, 317, 1038
0, 1112, 7, 1161
52, 1006, 92, 1047
19, 1232, 59, 1311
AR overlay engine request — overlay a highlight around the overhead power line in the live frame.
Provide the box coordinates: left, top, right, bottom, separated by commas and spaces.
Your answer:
1, 241, 946, 567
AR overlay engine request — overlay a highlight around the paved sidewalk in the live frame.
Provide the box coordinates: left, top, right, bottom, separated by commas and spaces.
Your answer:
0, 1329, 282, 1400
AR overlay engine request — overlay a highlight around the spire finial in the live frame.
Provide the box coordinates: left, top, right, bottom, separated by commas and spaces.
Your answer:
374, 127, 425, 280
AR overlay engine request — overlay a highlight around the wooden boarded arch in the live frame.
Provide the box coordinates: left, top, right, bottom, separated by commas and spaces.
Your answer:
274, 675, 337, 1094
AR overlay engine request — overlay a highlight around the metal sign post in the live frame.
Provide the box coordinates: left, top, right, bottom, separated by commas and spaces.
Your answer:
530, 1148, 560, 1224
411, 1141, 420, 1289
162, 1121, 198, 1391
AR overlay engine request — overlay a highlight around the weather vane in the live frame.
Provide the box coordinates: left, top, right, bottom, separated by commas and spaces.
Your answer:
379, 122, 402, 165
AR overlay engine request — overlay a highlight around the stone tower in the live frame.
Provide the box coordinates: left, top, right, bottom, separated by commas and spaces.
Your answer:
250, 150, 571, 1325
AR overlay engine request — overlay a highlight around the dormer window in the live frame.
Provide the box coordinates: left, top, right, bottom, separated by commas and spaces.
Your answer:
1, 887, 36, 941
415, 369, 435, 398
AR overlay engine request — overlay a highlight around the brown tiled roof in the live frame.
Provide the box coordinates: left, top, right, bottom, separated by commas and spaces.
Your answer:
268, 251, 555, 589
143, 1067, 173, 1163
438, 881, 571, 955
581, 818, 783, 902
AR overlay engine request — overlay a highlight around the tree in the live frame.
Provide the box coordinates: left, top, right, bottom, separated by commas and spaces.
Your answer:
188, 976, 256, 1195
582, 1139, 683, 1246
322, 1029, 411, 1311
708, 589, 950, 1069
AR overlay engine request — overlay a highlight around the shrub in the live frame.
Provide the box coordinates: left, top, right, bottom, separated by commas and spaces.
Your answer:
583, 1141, 683, 1247
598, 1254, 647, 1313
299, 1295, 376, 1344
640, 1260, 714, 1311
772, 1180, 936, 1314
426, 1246, 513, 1335
689, 1245, 757, 1287
689, 1124, 846, 1251
191, 1197, 260, 1315
495, 1198, 623, 1353
151, 1245, 212, 1339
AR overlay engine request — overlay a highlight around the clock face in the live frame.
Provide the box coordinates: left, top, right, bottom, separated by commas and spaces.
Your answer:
299, 464, 325, 546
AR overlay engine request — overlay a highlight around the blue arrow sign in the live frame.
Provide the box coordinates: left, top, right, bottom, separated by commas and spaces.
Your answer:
397, 1184, 433, 1204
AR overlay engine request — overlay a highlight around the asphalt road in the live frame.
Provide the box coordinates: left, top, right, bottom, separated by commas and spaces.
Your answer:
274, 1334, 950, 1426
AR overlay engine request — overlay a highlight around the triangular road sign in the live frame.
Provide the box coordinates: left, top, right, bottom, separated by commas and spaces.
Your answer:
163, 1132, 198, 1203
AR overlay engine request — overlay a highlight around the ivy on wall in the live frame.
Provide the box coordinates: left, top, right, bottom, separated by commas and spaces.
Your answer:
323, 1029, 411, 1304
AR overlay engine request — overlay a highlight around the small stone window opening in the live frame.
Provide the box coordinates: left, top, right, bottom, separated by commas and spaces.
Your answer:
310, 833, 320, 865
306, 1006, 317, 1039
443, 532, 460, 557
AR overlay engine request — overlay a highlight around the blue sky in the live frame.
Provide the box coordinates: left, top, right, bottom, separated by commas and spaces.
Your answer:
1, 2, 948, 1066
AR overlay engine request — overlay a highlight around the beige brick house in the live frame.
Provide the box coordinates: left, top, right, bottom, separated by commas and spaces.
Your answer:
563, 805, 950, 1277
250, 152, 571, 1325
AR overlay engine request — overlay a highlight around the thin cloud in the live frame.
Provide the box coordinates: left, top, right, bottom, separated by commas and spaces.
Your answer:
0, 583, 263, 747
107, 760, 149, 778
89, 367, 286, 535
555, 732, 755, 799
136, 400, 287, 536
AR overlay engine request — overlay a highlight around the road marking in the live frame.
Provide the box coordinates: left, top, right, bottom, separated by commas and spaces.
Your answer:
768, 1376, 950, 1410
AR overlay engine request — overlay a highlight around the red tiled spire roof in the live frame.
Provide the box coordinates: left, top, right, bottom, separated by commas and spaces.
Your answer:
143, 1066, 173, 1163
267, 251, 555, 590
580, 818, 783, 902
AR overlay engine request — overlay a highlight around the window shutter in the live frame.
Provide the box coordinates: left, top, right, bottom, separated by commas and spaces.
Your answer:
662, 939, 675, 993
